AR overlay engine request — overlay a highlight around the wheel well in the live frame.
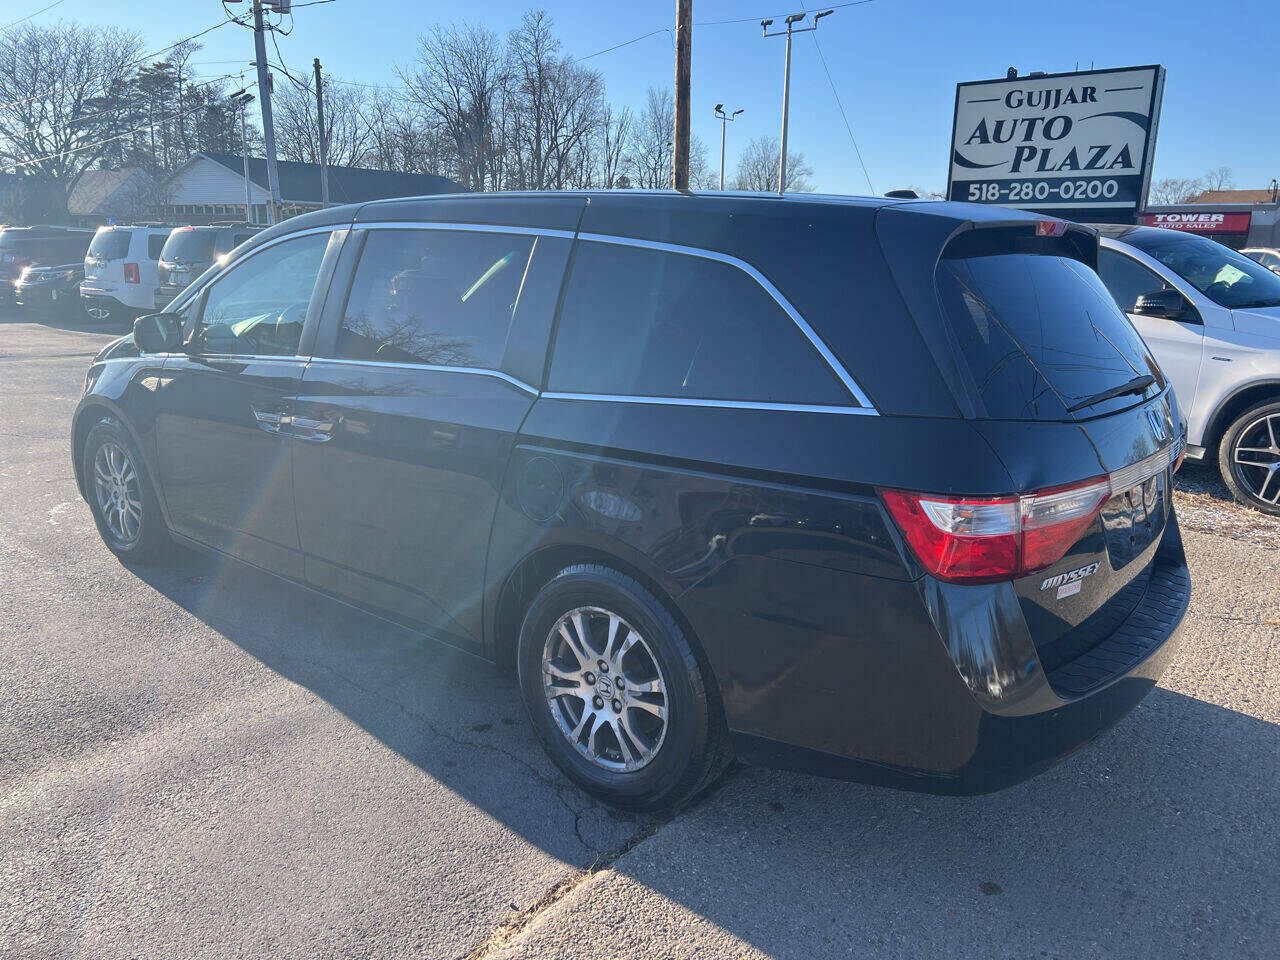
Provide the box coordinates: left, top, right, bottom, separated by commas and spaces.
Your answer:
492, 545, 702, 680
1203, 383, 1280, 460
71, 404, 114, 496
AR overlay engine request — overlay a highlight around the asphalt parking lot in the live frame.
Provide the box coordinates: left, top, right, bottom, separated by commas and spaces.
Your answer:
2, 313, 1278, 960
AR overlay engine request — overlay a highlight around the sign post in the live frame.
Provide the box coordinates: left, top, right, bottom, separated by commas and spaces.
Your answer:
948, 65, 1165, 222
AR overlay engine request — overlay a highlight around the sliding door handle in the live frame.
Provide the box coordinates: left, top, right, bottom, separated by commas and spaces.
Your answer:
284, 415, 335, 442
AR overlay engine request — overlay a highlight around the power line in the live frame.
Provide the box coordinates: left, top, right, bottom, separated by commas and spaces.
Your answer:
806, 26, 875, 193
697, 0, 875, 27
573, 28, 673, 63
13, 97, 222, 167
0, 0, 68, 33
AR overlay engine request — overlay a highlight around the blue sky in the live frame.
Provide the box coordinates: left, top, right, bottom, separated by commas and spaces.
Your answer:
18, 0, 1279, 194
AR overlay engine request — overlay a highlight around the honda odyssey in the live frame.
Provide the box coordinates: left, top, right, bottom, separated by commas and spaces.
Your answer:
73, 193, 1191, 809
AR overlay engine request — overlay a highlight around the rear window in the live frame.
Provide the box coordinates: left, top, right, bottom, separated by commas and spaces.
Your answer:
162, 229, 217, 262
936, 251, 1163, 420
88, 229, 131, 261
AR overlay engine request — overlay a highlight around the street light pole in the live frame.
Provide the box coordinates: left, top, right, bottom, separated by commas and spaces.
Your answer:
714, 104, 744, 190
762, 9, 832, 195
231, 89, 256, 224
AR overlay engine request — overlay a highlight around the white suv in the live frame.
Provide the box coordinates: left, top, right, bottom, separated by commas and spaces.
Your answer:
80, 225, 173, 326
1095, 225, 1280, 514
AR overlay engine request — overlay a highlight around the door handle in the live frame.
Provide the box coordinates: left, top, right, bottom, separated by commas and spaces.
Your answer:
285, 416, 335, 442
252, 406, 286, 434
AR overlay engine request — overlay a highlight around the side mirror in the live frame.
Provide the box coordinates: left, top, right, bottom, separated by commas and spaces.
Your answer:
1133, 288, 1189, 321
133, 313, 183, 354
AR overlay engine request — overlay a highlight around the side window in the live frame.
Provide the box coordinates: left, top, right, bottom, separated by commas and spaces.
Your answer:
147, 234, 167, 259
336, 228, 535, 369
190, 232, 328, 356
1097, 248, 1170, 313
548, 241, 851, 405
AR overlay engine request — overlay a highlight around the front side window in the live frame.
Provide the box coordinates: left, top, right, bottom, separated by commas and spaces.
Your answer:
336, 229, 535, 369
547, 241, 850, 405
1126, 229, 1280, 309
1098, 248, 1171, 313
189, 232, 328, 356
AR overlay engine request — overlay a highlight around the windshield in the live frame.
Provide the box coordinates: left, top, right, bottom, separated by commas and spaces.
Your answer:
88, 229, 131, 261
161, 229, 217, 263
936, 252, 1164, 420
1125, 230, 1280, 309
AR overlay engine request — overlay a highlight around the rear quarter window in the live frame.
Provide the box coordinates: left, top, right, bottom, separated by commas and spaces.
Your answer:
548, 241, 851, 406
147, 234, 168, 259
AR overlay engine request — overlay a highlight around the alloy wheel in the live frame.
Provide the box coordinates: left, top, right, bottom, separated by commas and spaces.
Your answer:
542, 606, 669, 772
1232, 412, 1280, 506
92, 441, 143, 545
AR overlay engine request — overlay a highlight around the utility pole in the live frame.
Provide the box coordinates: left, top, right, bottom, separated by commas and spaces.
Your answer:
714, 104, 743, 190
313, 58, 330, 207
672, 0, 692, 190
230, 89, 256, 224
250, 0, 283, 223
762, 9, 832, 194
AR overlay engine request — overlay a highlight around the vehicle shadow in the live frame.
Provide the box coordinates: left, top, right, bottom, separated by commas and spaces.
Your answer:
127, 545, 1278, 959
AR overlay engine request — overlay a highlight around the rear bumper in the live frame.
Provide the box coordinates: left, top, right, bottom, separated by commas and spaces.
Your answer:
685, 516, 1191, 795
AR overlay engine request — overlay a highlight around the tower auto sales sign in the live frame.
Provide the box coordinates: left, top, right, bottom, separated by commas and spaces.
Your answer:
948, 65, 1165, 218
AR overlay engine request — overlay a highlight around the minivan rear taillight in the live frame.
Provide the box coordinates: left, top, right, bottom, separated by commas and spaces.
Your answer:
879, 476, 1111, 584
124, 262, 139, 283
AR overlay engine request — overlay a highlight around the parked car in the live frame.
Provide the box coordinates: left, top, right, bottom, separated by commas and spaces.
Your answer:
1, 226, 93, 303
1095, 225, 1280, 514
154, 224, 260, 309
1241, 247, 1280, 275
79, 225, 174, 327
14, 261, 86, 318
74, 194, 1190, 810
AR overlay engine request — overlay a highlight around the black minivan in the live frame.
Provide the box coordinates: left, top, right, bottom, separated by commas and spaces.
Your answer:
73, 192, 1190, 809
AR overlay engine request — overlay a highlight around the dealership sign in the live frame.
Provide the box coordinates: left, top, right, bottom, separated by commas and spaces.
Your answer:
948, 65, 1165, 217
1139, 212, 1252, 234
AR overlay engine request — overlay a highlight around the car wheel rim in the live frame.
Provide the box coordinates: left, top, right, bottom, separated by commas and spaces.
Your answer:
1232, 413, 1280, 506
87, 305, 109, 321
542, 606, 669, 773
92, 441, 143, 545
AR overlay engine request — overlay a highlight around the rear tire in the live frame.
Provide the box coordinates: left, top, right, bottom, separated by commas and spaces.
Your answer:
1217, 399, 1280, 516
516, 564, 731, 811
83, 419, 170, 561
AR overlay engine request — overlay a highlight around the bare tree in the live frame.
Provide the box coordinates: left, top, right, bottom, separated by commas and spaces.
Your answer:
1201, 166, 1234, 192
504, 10, 605, 190
730, 135, 814, 192
366, 92, 452, 176
627, 87, 673, 189
273, 71, 373, 168
402, 22, 506, 191
595, 104, 631, 188
1148, 177, 1204, 205
0, 22, 143, 216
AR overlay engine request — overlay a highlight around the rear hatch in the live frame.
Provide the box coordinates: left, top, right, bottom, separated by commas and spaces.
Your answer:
158, 228, 217, 292
876, 211, 1184, 694
84, 228, 132, 289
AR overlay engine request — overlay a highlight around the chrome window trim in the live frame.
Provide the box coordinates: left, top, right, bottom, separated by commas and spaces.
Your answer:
541, 392, 877, 416
305, 357, 538, 395
352, 220, 576, 241
575, 231, 877, 412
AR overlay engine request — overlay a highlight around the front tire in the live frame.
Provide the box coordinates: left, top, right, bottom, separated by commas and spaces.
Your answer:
1218, 399, 1280, 516
516, 564, 730, 811
83, 419, 170, 560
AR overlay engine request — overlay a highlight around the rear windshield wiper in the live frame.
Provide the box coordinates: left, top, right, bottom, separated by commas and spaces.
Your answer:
1066, 374, 1156, 414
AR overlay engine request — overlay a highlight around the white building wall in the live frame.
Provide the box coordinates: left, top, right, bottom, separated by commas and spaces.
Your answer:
166, 156, 270, 205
